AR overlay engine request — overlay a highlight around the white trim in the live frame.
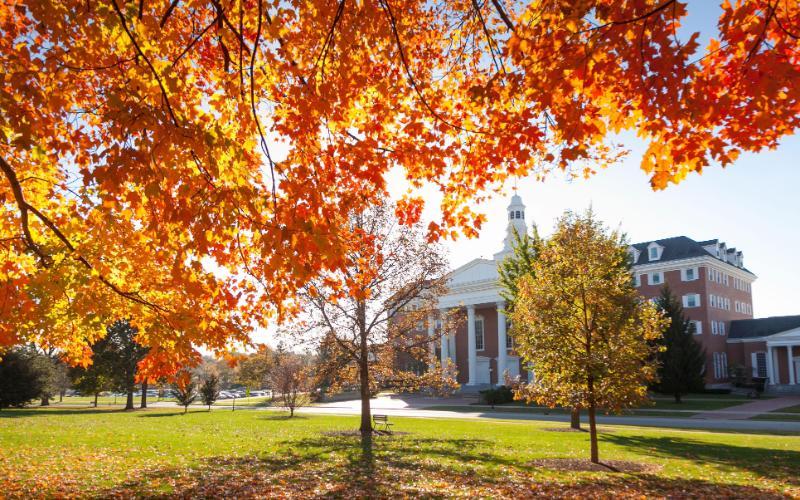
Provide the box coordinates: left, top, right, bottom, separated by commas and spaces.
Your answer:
632, 255, 757, 280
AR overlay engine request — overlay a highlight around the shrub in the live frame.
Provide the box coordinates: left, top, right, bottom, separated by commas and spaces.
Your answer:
479, 386, 514, 408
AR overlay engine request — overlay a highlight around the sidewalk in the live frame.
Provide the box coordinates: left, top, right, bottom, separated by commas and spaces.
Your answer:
692, 396, 800, 420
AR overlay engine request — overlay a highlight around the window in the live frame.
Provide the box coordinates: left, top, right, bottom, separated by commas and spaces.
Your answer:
725, 298, 731, 310
735, 301, 740, 313
691, 320, 703, 335
648, 246, 660, 260
719, 322, 725, 335
649, 272, 663, 285
713, 352, 728, 379
710, 294, 716, 308
723, 274, 729, 286
633, 274, 641, 287
711, 321, 718, 335
475, 317, 484, 351
682, 267, 698, 281
683, 294, 700, 308
752, 352, 767, 378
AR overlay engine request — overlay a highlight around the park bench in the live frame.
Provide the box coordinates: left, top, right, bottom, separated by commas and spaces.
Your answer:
372, 414, 393, 433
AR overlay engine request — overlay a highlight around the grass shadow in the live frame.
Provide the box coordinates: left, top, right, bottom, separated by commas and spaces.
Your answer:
603, 433, 800, 486
0, 408, 125, 418
259, 414, 309, 421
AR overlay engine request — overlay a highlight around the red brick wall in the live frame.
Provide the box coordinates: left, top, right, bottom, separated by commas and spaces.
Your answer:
635, 263, 755, 385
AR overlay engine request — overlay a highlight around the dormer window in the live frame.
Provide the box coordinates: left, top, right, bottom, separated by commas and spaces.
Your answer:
628, 246, 640, 264
647, 242, 663, 261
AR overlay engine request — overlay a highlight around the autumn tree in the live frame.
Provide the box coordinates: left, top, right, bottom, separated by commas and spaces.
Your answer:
1, 1, 797, 380
293, 200, 458, 435
199, 374, 221, 410
654, 286, 706, 403
510, 210, 665, 464
236, 346, 275, 392
270, 353, 312, 418
497, 223, 594, 430
95, 320, 149, 410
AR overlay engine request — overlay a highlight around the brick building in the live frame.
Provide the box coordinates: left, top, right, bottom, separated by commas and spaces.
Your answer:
425, 194, 799, 392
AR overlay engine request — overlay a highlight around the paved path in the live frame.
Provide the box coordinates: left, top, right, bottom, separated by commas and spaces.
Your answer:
693, 396, 800, 420
296, 402, 800, 433
139, 394, 800, 433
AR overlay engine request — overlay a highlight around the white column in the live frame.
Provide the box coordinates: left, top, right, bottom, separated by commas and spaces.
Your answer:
496, 302, 507, 385
440, 314, 449, 367
427, 313, 436, 367
467, 305, 477, 385
789, 345, 796, 385
766, 345, 775, 384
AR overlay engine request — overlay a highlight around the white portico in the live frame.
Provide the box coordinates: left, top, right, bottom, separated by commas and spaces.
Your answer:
434, 194, 531, 386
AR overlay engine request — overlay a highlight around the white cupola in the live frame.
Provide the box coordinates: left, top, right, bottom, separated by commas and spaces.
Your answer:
494, 193, 529, 261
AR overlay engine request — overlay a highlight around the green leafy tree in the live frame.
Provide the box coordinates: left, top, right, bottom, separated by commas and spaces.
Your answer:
498, 227, 541, 313
71, 360, 112, 407
0, 348, 46, 409
95, 319, 149, 410
199, 374, 220, 410
654, 286, 706, 403
172, 378, 197, 414
510, 209, 665, 464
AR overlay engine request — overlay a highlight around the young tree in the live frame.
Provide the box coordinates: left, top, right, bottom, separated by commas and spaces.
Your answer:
199, 374, 221, 410
3, 1, 797, 372
0, 348, 46, 409
270, 354, 312, 418
71, 363, 111, 407
498, 224, 596, 430
172, 377, 197, 414
510, 210, 665, 464
95, 320, 149, 410
654, 286, 706, 403
294, 200, 458, 435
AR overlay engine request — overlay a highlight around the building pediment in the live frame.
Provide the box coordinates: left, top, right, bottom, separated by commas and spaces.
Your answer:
766, 327, 800, 345
447, 258, 498, 287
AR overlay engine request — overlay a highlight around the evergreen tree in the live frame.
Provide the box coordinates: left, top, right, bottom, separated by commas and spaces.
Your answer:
199, 374, 220, 410
654, 286, 707, 403
95, 319, 149, 410
498, 226, 541, 313
172, 379, 197, 413
0, 348, 46, 409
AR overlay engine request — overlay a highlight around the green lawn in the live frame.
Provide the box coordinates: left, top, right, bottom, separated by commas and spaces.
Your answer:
0, 408, 798, 497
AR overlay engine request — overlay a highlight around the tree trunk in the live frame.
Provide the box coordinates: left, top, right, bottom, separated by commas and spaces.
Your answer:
570, 408, 581, 429
184, 405, 188, 414
588, 404, 599, 464
40, 395, 50, 406
587, 376, 599, 464
357, 299, 372, 436
674, 392, 682, 404
140, 381, 148, 409
94, 393, 98, 407
59, 391, 64, 402
290, 406, 294, 417
125, 388, 134, 410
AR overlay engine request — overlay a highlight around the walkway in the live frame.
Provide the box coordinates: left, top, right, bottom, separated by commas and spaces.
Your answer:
693, 396, 800, 420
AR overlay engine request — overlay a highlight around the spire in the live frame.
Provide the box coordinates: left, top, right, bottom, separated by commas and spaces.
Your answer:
494, 193, 528, 261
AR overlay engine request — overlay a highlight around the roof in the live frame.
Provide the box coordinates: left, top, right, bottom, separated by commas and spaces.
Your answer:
630, 236, 754, 274
729, 315, 800, 339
